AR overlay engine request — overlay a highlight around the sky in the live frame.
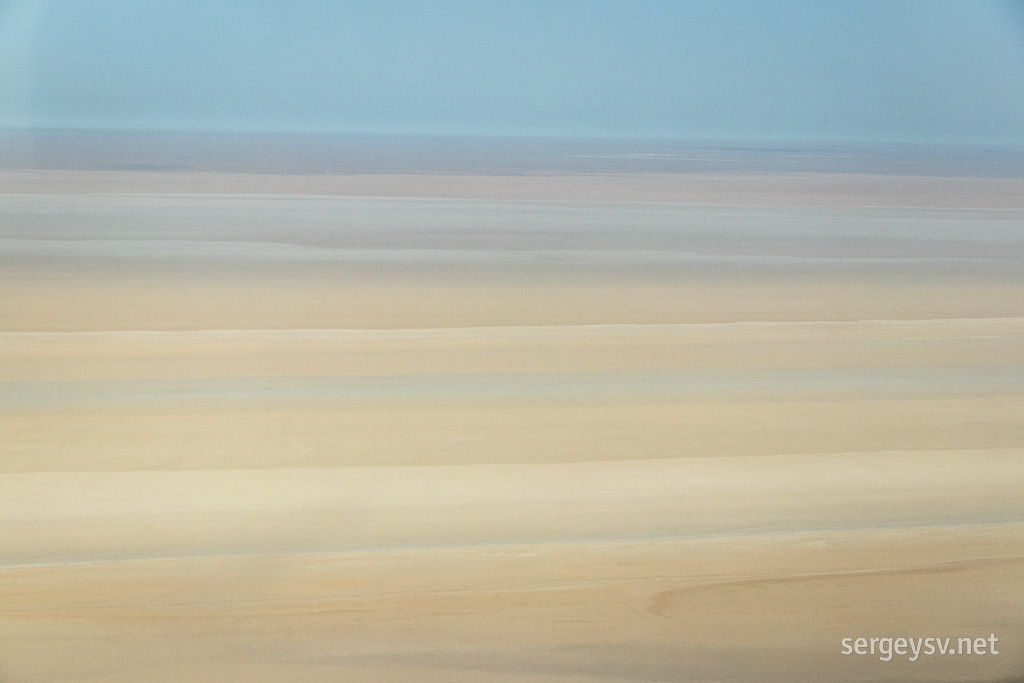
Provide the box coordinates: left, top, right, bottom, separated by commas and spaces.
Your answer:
1, 0, 1023, 144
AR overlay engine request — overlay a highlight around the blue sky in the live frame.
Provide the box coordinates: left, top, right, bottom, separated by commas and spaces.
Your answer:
1, 0, 1023, 144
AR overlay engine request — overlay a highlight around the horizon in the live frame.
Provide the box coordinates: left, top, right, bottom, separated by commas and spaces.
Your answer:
3, 128, 1023, 178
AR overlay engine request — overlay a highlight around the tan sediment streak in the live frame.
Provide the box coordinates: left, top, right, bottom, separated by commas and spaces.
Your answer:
3, 318, 1023, 381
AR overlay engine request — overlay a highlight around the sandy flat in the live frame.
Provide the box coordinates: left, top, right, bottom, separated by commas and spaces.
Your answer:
2, 527, 1022, 682
1, 171, 1022, 682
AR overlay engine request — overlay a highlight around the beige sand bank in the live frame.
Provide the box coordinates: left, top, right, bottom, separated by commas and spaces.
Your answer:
2, 321, 1022, 473
2, 527, 1022, 682
2, 449, 1023, 562
1, 174, 1022, 681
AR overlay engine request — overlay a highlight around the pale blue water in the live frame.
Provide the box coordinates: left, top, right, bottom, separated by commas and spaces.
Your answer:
2, 366, 1021, 408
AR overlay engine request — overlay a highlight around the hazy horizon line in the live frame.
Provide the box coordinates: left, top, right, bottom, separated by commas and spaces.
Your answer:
4, 126, 1024, 151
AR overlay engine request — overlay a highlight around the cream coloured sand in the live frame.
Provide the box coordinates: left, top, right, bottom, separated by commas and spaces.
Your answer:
1, 172, 1023, 682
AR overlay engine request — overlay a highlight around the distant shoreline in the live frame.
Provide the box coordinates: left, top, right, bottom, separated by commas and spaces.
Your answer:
1, 130, 1023, 178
